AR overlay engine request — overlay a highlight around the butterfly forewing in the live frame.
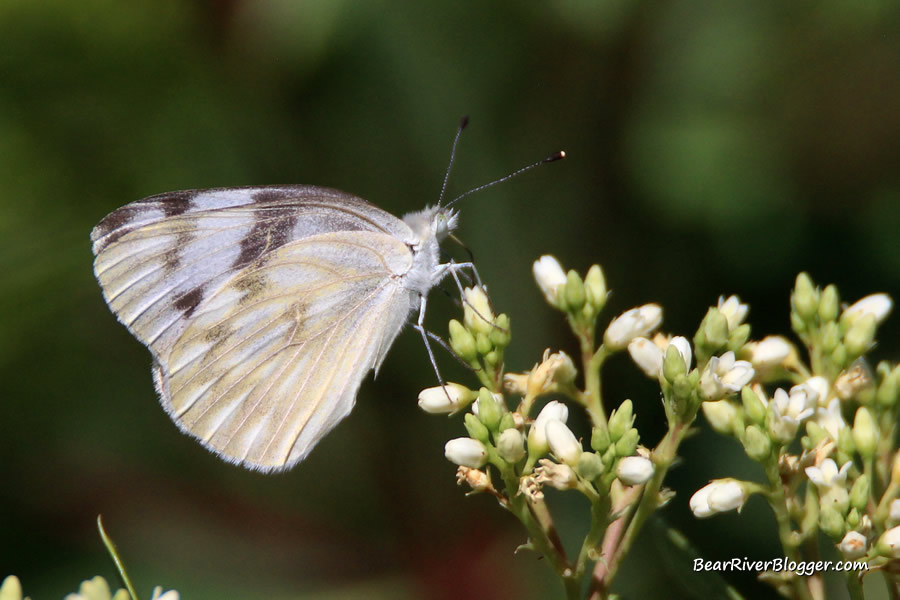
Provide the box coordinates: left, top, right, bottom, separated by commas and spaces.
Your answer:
91, 186, 422, 471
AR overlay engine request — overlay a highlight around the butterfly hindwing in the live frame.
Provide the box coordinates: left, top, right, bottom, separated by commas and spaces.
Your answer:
158, 231, 415, 471
92, 186, 421, 471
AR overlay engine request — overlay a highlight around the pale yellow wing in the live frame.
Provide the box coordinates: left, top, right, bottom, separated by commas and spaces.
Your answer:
153, 230, 416, 472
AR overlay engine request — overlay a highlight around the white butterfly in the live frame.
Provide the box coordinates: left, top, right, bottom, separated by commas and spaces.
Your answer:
91, 185, 460, 472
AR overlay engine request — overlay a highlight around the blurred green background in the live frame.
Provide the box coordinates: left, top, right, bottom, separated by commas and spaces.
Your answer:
2, 0, 899, 598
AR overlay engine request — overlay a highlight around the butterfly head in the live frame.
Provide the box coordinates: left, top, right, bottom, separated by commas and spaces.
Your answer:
403, 205, 459, 244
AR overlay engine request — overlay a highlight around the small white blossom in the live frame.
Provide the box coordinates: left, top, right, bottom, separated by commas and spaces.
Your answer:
838, 531, 867, 559
805, 376, 830, 407
604, 304, 663, 350
690, 480, 748, 518
699, 352, 755, 400
533, 255, 567, 305
444, 438, 488, 468
418, 383, 474, 414
628, 337, 663, 378
151, 588, 180, 600
746, 336, 792, 369
546, 419, 582, 465
617, 456, 654, 485
718, 295, 749, 331
815, 398, 847, 441
772, 386, 817, 424
842, 293, 893, 326
805, 458, 852, 492
766, 386, 815, 443
534, 458, 578, 490
528, 400, 569, 455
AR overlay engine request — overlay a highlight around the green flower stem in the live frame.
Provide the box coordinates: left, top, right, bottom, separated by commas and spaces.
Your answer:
97, 515, 139, 600
579, 343, 609, 429
764, 460, 815, 600
574, 498, 610, 583
597, 421, 690, 590
846, 571, 864, 600
497, 465, 576, 598
589, 484, 642, 599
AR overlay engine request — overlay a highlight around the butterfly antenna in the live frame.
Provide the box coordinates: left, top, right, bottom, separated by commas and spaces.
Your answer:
438, 115, 470, 207
445, 150, 566, 208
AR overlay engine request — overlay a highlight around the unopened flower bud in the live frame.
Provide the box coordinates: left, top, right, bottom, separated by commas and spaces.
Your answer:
876, 526, 900, 558
449, 319, 477, 361
845, 314, 877, 358
444, 438, 488, 468
463, 287, 494, 335
615, 428, 640, 457
576, 452, 604, 480
546, 419, 582, 466
464, 413, 490, 443
533, 255, 567, 307
741, 386, 766, 426
604, 304, 663, 350
489, 313, 511, 348
820, 505, 846, 539
718, 295, 749, 331
703, 309, 730, 349
852, 407, 877, 460
584, 265, 607, 311
838, 531, 867, 559
702, 400, 739, 434
742, 425, 771, 462
792, 273, 819, 321
662, 340, 690, 382
418, 383, 476, 414
564, 269, 586, 311
608, 399, 634, 442
497, 429, 526, 463
690, 480, 748, 518
528, 401, 569, 456
0, 576, 24, 600
474, 388, 503, 430
849, 474, 869, 513
591, 425, 611, 452
617, 455, 654, 485
842, 293, 893, 327
746, 336, 792, 371
818, 284, 840, 323
628, 337, 663, 378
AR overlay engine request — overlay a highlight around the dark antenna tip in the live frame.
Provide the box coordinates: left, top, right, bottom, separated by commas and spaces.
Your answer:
445, 148, 566, 208
541, 150, 566, 162
544, 150, 566, 163
438, 117, 471, 206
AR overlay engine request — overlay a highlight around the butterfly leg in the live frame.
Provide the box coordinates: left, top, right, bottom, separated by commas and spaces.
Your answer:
412, 293, 457, 403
